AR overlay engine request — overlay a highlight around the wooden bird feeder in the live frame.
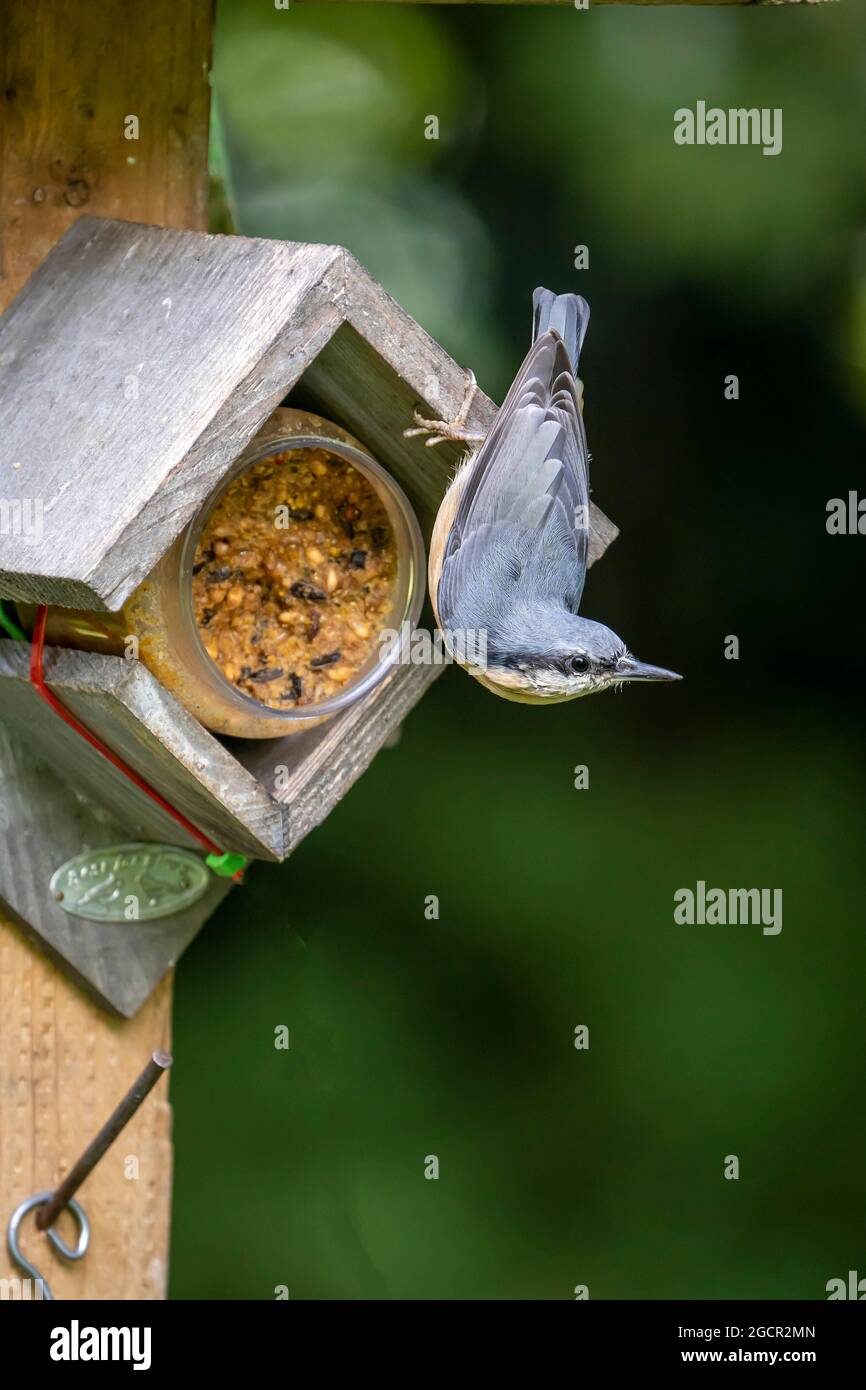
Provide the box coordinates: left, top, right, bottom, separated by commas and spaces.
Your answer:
0, 0, 806, 1312
0, 215, 616, 1017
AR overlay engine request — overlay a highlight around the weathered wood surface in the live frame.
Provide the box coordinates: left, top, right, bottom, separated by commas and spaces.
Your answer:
0, 1, 211, 294
0, 631, 447, 869
0, 723, 230, 1017
0, 219, 617, 610
0, 218, 619, 1014
302, 271, 619, 564
0, 0, 212, 1301
0, 222, 344, 610
0, 913, 175, 1299
232, 659, 441, 846
0, 640, 289, 862
0, 0, 623, 1298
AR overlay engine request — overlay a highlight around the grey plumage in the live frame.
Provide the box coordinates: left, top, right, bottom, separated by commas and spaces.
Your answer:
439, 292, 592, 661
531, 286, 590, 369
433, 289, 680, 701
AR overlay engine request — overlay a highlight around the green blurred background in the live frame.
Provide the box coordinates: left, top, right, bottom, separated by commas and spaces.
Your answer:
170, 1, 866, 1299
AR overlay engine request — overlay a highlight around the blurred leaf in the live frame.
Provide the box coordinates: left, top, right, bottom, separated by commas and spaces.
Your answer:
209, 95, 238, 233
215, 0, 474, 185
493, 8, 866, 305
239, 172, 505, 385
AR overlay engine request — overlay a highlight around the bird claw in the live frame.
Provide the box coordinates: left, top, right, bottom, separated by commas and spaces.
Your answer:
403, 369, 486, 449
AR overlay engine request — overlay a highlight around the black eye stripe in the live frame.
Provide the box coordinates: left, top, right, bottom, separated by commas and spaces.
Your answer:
494, 652, 611, 677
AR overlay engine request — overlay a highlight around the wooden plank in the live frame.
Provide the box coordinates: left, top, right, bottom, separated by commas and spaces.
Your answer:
0, 221, 618, 613
0, 724, 231, 1018
0, 217, 621, 869
0, 1, 212, 288
0, 914, 175, 1299
0, 641, 289, 861
231, 661, 441, 848
303, 254, 619, 562
0, 0, 212, 1303
301, 321, 475, 532
0, 220, 344, 611
237, 264, 620, 840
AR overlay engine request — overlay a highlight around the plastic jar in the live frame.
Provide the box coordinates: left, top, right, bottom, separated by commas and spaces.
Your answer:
26, 409, 425, 739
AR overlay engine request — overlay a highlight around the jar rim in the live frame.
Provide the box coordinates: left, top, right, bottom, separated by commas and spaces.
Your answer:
177, 432, 425, 724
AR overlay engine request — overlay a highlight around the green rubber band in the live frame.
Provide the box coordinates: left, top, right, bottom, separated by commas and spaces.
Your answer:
206, 851, 249, 878
0, 601, 25, 642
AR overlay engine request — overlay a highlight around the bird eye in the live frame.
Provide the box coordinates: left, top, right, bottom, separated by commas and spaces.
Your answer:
570, 654, 589, 674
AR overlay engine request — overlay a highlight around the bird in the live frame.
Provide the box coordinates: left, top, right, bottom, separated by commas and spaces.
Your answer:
404, 289, 681, 704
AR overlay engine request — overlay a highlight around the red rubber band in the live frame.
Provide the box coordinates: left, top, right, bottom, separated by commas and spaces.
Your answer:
30, 605, 244, 883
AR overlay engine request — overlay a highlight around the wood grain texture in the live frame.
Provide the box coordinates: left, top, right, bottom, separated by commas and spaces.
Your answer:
231, 661, 441, 847
0, 909, 175, 1299
0, 0, 212, 1301
0, 722, 230, 1018
0, 220, 619, 1007
0, 223, 616, 611
0, 640, 289, 862
0, 624, 463, 869
0, 28, 622, 1295
326, 253, 618, 562
0, 1, 211, 293
0, 221, 619, 858
0, 220, 344, 610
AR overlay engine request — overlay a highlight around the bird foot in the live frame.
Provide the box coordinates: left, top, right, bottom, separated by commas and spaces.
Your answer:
403, 369, 487, 449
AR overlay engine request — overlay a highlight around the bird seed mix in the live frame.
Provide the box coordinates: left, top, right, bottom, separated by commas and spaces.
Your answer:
192, 447, 397, 709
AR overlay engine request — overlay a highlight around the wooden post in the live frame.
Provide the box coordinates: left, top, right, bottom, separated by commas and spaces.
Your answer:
0, 0, 212, 1299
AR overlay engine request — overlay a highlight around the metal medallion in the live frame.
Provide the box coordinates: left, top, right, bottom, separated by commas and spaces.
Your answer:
50, 842, 210, 923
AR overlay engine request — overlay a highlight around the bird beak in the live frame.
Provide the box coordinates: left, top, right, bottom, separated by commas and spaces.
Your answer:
615, 655, 682, 683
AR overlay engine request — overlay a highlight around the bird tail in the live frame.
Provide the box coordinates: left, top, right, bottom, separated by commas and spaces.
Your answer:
532, 289, 590, 370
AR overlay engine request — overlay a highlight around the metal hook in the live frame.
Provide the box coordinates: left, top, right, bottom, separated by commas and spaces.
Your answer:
7, 1191, 90, 1301
4, 1051, 169, 1300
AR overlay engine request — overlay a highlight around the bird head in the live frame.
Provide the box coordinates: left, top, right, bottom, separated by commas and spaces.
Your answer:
466, 613, 682, 705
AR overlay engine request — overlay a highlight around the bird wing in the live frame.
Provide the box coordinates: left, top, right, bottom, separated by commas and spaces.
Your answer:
437, 331, 590, 627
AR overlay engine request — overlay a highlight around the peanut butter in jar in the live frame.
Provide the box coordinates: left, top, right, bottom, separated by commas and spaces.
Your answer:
192, 446, 398, 711
23, 409, 425, 740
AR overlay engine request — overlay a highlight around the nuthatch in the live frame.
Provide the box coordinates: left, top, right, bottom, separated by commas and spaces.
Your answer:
405, 289, 681, 703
